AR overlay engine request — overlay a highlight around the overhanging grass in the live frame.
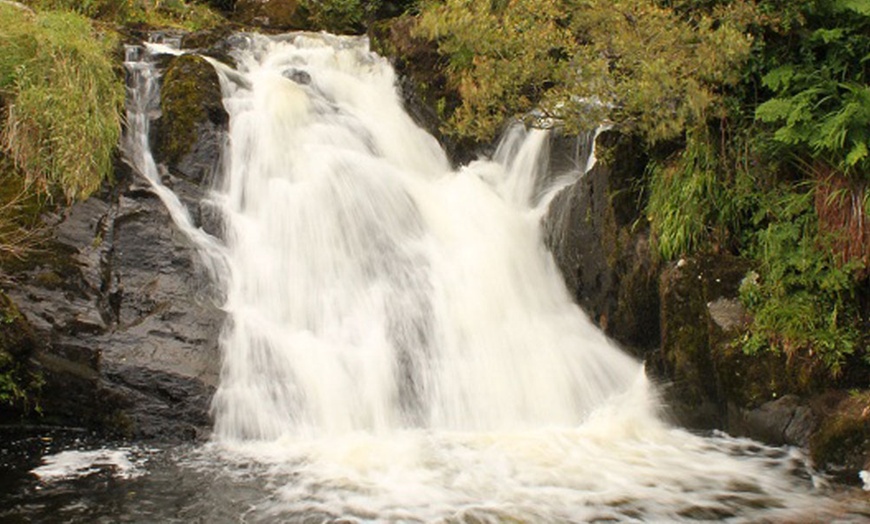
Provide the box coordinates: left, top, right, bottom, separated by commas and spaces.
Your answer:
0, 5, 124, 201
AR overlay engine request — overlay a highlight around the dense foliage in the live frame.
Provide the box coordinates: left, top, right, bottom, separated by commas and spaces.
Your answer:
416, 0, 756, 141
415, 0, 869, 377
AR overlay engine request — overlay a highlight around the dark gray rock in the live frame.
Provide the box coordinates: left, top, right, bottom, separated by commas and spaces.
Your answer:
542, 130, 659, 355
736, 395, 817, 447
2, 159, 223, 441
0, 37, 230, 440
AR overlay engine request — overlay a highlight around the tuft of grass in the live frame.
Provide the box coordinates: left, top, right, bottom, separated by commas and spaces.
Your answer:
0, 5, 124, 202
645, 130, 756, 261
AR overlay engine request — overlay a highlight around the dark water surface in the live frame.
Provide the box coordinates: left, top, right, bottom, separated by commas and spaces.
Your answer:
3, 427, 870, 523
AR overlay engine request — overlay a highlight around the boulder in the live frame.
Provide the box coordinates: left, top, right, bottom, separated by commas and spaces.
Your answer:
156, 53, 227, 187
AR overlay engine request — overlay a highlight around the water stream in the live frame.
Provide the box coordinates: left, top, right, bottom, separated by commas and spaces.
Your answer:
3, 32, 866, 523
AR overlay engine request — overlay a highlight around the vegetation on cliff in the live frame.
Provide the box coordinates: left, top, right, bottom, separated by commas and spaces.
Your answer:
0, 6, 123, 202
412, 0, 869, 381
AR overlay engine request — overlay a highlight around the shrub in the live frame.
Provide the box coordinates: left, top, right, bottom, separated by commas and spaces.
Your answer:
739, 188, 864, 376
415, 0, 756, 142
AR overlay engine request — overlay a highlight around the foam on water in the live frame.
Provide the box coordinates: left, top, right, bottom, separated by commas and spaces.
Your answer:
31, 449, 147, 482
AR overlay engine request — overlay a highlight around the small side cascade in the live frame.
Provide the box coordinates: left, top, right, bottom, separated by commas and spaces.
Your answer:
121, 37, 228, 286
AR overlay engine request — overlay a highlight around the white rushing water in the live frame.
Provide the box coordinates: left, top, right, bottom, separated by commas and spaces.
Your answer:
124, 33, 840, 522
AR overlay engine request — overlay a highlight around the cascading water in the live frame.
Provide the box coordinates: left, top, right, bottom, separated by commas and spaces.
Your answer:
116, 33, 847, 522
208, 33, 639, 441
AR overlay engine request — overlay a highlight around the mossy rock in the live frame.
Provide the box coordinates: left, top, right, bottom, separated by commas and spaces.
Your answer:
654, 257, 721, 425
1, 239, 85, 294
156, 53, 227, 181
0, 291, 41, 413
810, 391, 870, 480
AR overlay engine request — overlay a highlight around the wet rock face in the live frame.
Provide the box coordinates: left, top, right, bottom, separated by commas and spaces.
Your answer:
0, 44, 230, 440
369, 15, 480, 166
542, 131, 660, 356
2, 163, 223, 440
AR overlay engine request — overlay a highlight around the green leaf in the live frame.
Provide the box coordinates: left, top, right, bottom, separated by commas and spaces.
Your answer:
811, 28, 845, 44
845, 141, 869, 166
755, 98, 792, 122
833, 0, 870, 16
761, 66, 796, 91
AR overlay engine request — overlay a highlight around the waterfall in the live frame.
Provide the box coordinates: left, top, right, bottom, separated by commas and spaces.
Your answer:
205, 33, 640, 441
123, 33, 830, 523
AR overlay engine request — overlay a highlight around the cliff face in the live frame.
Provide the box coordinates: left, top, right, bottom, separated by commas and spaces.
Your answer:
540, 129, 869, 481
542, 131, 660, 357
1, 166, 223, 440
0, 46, 227, 441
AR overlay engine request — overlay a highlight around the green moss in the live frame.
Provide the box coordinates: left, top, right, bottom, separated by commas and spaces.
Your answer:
34, 270, 65, 289
1, 239, 81, 283
103, 409, 134, 438
659, 258, 719, 411
158, 54, 224, 168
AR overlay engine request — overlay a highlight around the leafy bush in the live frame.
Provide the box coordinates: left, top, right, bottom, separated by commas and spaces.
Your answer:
754, 0, 870, 177
739, 188, 864, 376
415, 0, 756, 142
0, 6, 124, 201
